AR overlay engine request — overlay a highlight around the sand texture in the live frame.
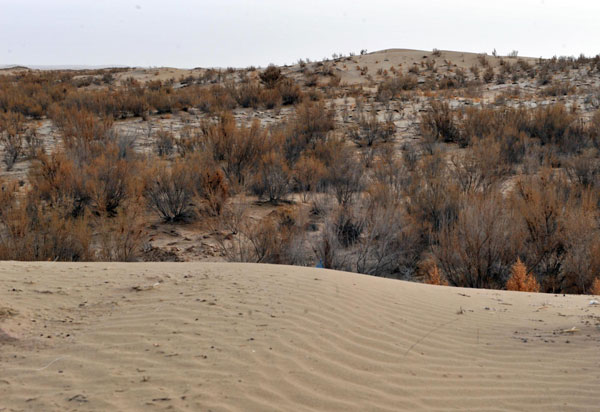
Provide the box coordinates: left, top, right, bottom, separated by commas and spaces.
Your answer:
1, 262, 599, 411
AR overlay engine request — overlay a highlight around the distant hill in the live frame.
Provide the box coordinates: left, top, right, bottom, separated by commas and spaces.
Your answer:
0, 64, 128, 70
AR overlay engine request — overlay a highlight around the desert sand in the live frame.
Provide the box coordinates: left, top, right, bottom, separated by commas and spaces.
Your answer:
104, 48, 536, 86
1, 262, 599, 411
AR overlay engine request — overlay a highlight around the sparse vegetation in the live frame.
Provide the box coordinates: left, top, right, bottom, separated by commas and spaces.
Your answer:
0, 49, 599, 294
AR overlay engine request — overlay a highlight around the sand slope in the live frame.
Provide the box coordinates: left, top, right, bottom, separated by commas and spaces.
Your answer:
1, 262, 599, 411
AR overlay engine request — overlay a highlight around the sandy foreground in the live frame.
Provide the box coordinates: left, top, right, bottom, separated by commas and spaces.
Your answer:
0, 262, 599, 411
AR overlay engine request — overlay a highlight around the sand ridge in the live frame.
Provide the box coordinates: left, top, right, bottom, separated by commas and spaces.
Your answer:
1, 262, 599, 411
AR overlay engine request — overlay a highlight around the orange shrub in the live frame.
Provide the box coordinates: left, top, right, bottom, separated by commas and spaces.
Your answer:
29, 151, 89, 217
0, 179, 93, 261
87, 150, 139, 216
186, 153, 229, 216
293, 155, 326, 201
506, 258, 540, 292
424, 264, 449, 286
50, 106, 113, 161
203, 114, 268, 187
591, 278, 600, 295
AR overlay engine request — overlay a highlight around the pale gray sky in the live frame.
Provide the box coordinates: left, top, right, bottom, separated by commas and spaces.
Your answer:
1, 0, 599, 68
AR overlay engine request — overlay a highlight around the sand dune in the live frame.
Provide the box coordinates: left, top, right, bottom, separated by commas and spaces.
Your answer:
1, 262, 599, 411
97, 48, 534, 86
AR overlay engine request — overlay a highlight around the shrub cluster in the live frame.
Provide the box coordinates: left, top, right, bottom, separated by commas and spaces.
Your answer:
2, 57, 600, 295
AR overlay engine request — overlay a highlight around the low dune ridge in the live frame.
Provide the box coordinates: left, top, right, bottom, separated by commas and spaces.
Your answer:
1, 262, 599, 411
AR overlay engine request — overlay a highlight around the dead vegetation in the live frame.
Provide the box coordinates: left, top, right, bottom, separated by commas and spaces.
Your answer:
1, 49, 600, 294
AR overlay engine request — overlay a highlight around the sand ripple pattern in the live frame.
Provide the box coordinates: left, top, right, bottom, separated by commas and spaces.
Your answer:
1, 262, 599, 411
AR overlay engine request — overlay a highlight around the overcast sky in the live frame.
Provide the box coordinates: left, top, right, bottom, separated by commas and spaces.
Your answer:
1, 0, 599, 68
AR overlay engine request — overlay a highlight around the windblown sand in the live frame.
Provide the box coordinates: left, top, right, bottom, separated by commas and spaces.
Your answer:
1, 262, 599, 411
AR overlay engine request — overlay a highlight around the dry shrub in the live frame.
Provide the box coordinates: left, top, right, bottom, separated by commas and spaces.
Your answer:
328, 74, 341, 88
196, 84, 237, 114
8, 57, 600, 290
315, 198, 421, 278
251, 150, 291, 203
355, 200, 420, 277
233, 82, 262, 108
313, 208, 356, 271
511, 175, 567, 292
506, 258, 540, 292
29, 151, 90, 217
332, 206, 364, 248
87, 149, 139, 216
564, 150, 600, 188
155, 129, 175, 157
591, 278, 600, 295
458, 104, 582, 155
277, 78, 303, 105
0, 111, 26, 170
421, 101, 462, 145
293, 155, 326, 201
424, 264, 449, 286
528, 103, 575, 147
30, 141, 139, 218
144, 160, 195, 222
111, 129, 137, 160
459, 106, 499, 143
0, 73, 53, 118
146, 88, 176, 114
260, 87, 282, 109
186, 153, 229, 216
438, 74, 462, 89
349, 110, 396, 147
202, 113, 267, 187
259, 65, 282, 88
293, 100, 335, 141
304, 71, 319, 87
0, 180, 92, 261
145, 154, 228, 221
589, 110, 600, 148
371, 149, 408, 202
376, 74, 418, 101
406, 152, 460, 234
217, 206, 307, 264
483, 66, 494, 83
435, 193, 517, 289
177, 126, 205, 157
450, 136, 511, 193
96, 203, 146, 261
237, 217, 282, 262
508, 175, 600, 293
21, 208, 92, 261
51, 106, 114, 161
560, 204, 600, 293
497, 126, 529, 165
326, 145, 365, 206
52, 106, 113, 143
542, 81, 575, 97
460, 106, 530, 143
283, 100, 335, 163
